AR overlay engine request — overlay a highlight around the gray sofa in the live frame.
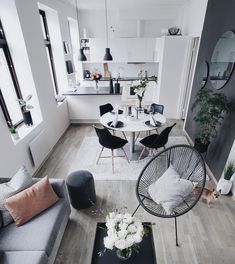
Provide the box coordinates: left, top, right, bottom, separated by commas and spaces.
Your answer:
0, 178, 71, 264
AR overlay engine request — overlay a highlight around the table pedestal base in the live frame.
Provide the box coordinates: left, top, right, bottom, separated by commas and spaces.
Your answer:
117, 144, 149, 161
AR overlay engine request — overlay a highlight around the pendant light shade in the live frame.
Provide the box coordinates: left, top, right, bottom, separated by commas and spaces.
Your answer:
104, 48, 113, 61
76, 0, 87, 61
79, 48, 87, 61
103, 0, 113, 61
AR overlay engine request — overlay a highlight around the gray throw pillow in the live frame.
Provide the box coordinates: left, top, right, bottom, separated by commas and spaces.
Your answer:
0, 166, 33, 227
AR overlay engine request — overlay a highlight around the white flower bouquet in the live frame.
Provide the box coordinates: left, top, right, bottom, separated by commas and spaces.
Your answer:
131, 79, 148, 108
103, 212, 148, 260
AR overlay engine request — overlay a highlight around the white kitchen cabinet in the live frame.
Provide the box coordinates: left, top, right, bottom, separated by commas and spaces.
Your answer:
89, 38, 105, 62
127, 38, 146, 62
109, 38, 128, 62
146, 38, 156, 62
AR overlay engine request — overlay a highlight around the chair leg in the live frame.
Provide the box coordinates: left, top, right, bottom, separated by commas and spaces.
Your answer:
97, 146, 104, 164
122, 131, 127, 141
111, 149, 114, 174
121, 147, 130, 163
138, 147, 146, 161
174, 217, 179, 247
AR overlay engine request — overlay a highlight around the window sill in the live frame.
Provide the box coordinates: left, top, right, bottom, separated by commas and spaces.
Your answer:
11, 119, 43, 145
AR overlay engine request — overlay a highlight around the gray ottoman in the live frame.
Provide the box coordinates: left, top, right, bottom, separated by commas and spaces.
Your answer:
66, 170, 96, 209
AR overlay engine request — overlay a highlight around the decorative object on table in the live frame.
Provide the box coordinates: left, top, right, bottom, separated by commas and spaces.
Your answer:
134, 144, 206, 246
75, 0, 87, 61
109, 77, 114, 94
103, 0, 113, 60
103, 212, 150, 260
209, 31, 235, 90
191, 88, 230, 153
66, 170, 96, 209
17, 94, 33, 126
91, 71, 102, 91
217, 161, 235, 195
114, 79, 120, 94
93, 126, 129, 173
139, 123, 176, 160
83, 70, 90, 79
103, 62, 111, 78
9, 126, 20, 140
149, 112, 157, 126
168, 27, 180, 35
131, 79, 148, 108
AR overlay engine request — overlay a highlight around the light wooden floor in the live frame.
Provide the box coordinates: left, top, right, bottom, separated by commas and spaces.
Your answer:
36, 123, 235, 264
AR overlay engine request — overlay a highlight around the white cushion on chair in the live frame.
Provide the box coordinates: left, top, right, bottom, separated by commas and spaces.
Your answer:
148, 165, 194, 214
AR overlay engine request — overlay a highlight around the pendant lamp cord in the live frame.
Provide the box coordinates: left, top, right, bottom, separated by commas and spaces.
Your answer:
105, 0, 109, 47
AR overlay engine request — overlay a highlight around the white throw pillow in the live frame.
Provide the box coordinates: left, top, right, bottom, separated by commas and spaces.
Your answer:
0, 166, 33, 226
148, 165, 194, 214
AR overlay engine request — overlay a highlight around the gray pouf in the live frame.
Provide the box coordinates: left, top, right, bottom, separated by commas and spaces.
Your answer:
66, 170, 96, 209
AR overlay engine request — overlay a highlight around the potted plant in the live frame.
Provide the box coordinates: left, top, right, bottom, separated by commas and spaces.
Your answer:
9, 126, 20, 140
191, 88, 230, 153
217, 161, 235, 194
17, 94, 34, 126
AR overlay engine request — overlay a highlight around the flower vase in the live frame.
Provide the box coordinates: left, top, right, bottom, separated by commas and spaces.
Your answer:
116, 248, 132, 261
95, 80, 99, 91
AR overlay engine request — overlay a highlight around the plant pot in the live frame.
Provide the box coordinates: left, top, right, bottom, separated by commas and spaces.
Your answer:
22, 111, 33, 126
217, 178, 233, 195
11, 132, 20, 140
194, 138, 210, 153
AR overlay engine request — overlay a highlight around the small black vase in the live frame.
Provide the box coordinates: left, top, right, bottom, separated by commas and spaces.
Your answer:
194, 138, 209, 153
22, 111, 33, 126
109, 78, 114, 93
115, 82, 120, 94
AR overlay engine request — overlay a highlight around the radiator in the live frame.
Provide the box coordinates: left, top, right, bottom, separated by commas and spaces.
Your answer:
29, 130, 50, 167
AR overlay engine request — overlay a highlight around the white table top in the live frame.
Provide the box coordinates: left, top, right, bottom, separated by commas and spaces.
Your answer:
100, 112, 166, 133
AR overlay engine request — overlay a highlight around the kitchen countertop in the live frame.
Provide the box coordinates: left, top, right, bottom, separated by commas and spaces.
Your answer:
83, 77, 157, 82
63, 86, 122, 95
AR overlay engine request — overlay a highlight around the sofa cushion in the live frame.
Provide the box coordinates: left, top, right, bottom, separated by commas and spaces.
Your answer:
0, 199, 69, 256
0, 166, 33, 227
5, 176, 59, 226
1, 251, 48, 264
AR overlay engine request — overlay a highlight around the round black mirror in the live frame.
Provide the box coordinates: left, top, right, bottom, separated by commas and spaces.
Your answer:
210, 30, 235, 89
197, 61, 209, 88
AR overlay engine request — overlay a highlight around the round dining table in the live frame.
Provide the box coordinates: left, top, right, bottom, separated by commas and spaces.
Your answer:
100, 111, 166, 160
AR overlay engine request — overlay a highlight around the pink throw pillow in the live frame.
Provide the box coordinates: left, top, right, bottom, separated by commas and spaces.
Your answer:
4, 176, 59, 226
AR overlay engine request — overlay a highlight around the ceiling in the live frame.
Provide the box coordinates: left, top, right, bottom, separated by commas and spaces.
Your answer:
60, 0, 189, 10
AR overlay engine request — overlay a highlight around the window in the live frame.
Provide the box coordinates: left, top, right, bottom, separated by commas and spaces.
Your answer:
0, 21, 23, 127
39, 10, 58, 95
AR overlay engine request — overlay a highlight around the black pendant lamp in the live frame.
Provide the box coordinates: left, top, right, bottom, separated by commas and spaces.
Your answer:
103, 0, 113, 61
76, 0, 87, 61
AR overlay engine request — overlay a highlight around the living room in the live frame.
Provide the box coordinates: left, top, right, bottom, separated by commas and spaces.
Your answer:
0, 0, 235, 263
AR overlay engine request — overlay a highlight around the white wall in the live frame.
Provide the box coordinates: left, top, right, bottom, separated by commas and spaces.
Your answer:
0, 0, 74, 177
180, 0, 208, 37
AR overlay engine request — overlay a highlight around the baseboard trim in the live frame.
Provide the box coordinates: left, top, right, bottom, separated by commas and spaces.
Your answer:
70, 119, 99, 124
183, 129, 218, 184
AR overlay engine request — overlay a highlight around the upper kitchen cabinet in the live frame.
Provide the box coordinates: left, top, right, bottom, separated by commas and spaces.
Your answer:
127, 38, 146, 62
109, 38, 128, 62
88, 38, 157, 63
89, 38, 105, 62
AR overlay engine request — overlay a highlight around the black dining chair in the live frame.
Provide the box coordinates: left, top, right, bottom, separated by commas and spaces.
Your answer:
99, 103, 114, 116
94, 126, 129, 173
138, 123, 176, 160
150, 103, 164, 114
99, 103, 126, 140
